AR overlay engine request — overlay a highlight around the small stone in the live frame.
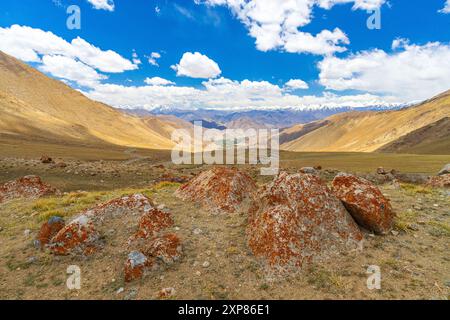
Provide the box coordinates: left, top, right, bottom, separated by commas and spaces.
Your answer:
24, 229, 31, 237
391, 230, 399, 236
159, 287, 176, 298
202, 261, 211, 268
206, 250, 212, 256
116, 287, 124, 295
408, 224, 419, 231
195, 271, 202, 276
124, 288, 138, 300
193, 228, 203, 235
157, 204, 165, 210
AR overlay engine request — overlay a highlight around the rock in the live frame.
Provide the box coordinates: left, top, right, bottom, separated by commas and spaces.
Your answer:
143, 233, 183, 266
314, 165, 322, 171
116, 287, 124, 295
248, 172, 363, 275
81, 193, 155, 222
299, 167, 318, 175
24, 229, 31, 237
427, 174, 450, 188
202, 261, 211, 268
376, 167, 387, 175
124, 234, 182, 282
438, 164, 450, 176
49, 215, 100, 255
391, 230, 399, 236
159, 287, 176, 298
157, 174, 190, 184
55, 162, 67, 168
332, 173, 395, 235
175, 167, 256, 214
36, 216, 65, 248
130, 208, 174, 241
124, 288, 138, 300
193, 228, 203, 235
0, 175, 60, 204
124, 251, 151, 282
40, 156, 54, 164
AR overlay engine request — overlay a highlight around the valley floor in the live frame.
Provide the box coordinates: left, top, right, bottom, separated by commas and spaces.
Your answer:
0, 154, 449, 300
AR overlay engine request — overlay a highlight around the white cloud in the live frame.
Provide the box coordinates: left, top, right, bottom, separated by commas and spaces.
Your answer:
147, 52, 161, 66
318, 40, 450, 101
285, 79, 309, 90
84, 77, 397, 111
172, 52, 222, 79
144, 77, 175, 86
132, 50, 141, 65
197, 0, 385, 55
439, 0, 450, 13
86, 0, 115, 11
0, 25, 137, 73
39, 55, 107, 87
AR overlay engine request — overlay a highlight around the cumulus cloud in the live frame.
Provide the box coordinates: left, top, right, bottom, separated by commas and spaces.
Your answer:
0, 25, 137, 73
318, 40, 450, 101
84, 77, 397, 111
144, 77, 175, 86
197, 0, 385, 55
147, 52, 161, 66
440, 0, 450, 13
172, 52, 222, 79
39, 55, 106, 87
285, 79, 309, 90
86, 0, 115, 11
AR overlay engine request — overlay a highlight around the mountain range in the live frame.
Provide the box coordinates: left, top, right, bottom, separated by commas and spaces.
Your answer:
0, 50, 449, 156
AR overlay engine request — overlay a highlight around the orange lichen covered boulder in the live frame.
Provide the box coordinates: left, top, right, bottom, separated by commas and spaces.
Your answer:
82, 193, 154, 222
35, 216, 65, 248
248, 172, 363, 275
124, 234, 183, 282
131, 208, 174, 241
175, 167, 256, 214
124, 251, 152, 282
427, 174, 450, 188
49, 215, 100, 255
143, 233, 183, 265
0, 175, 60, 204
332, 173, 394, 235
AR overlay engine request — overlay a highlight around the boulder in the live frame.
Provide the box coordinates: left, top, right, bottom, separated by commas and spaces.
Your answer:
175, 167, 256, 214
438, 164, 450, 176
427, 174, 450, 188
332, 173, 394, 235
49, 215, 100, 255
35, 216, 65, 248
143, 233, 183, 265
0, 175, 60, 204
376, 167, 387, 175
124, 251, 151, 282
125, 234, 183, 282
131, 208, 174, 241
248, 172, 363, 275
82, 193, 154, 222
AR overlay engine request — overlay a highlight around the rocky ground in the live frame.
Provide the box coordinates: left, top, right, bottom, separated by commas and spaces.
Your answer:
0, 157, 448, 300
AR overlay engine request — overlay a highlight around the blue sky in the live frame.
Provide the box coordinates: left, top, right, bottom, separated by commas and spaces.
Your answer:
1, 0, 450, 110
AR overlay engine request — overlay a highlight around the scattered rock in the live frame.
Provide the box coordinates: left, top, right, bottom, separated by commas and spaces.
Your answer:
130, 208, 174, 241
116, 287, 124, 295
376, 167, 387, 175
159, 287, 176, 299
36, 216, 65, 248
332, 173, 395, 235
202, 261, 210, 268
40, 155, 54, 164
438, 164, 450, 176
124, 251, 151, 282
248, 172, 363, 275
49, 215, 100, 255
313, 165, 322, 171
0, 175, 60, 204
142, 233, 183, 266
157, 173, 190, 184
24, 229, 31, 237
193, 228, 203, 235
175, 167, 256, 214
427, 174, 450, 188
299, 167, 318, 175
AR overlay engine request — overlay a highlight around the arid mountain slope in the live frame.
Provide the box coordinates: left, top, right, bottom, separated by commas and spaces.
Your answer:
378, 117, 450, 155
282, 91, 450, 153
0, 51, 174, 150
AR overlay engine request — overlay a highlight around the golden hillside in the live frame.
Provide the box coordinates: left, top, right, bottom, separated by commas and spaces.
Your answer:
282, 92, 450, 153
0, 51, 174, 150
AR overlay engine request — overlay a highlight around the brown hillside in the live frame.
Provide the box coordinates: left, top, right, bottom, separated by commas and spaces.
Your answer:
282, 92, 450, 153
0, 51, 174, 150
